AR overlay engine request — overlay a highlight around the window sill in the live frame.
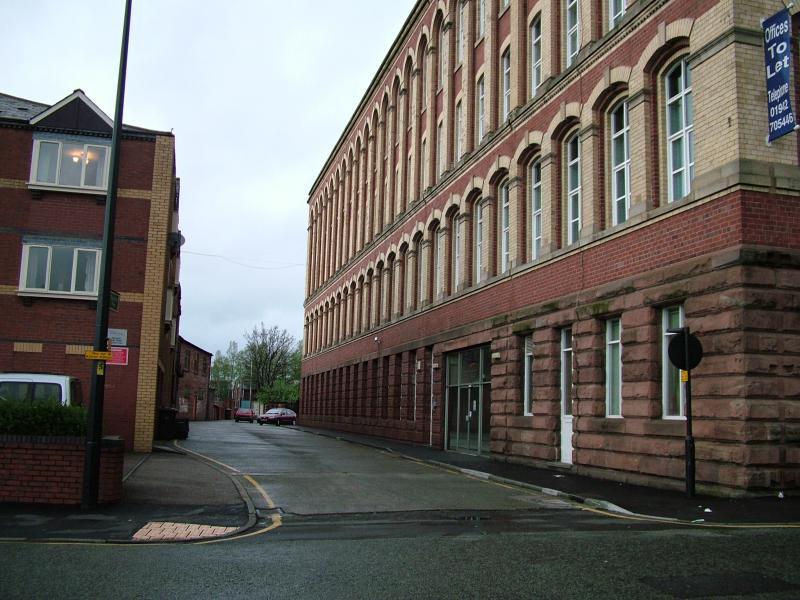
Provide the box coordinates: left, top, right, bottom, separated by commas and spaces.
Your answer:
18, 290, 98, 301
28, 183, 107, 197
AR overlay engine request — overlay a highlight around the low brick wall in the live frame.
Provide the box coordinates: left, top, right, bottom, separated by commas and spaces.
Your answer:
0, 436, 124, 505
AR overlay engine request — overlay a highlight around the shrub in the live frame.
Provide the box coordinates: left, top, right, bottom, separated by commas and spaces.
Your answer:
0, 399, 87, 437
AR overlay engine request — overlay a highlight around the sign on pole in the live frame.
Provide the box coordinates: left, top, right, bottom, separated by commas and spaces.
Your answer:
108, 347, 129, 366
763, 8, 796, 143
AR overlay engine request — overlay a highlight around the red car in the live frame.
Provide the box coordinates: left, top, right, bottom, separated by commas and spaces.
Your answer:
234, 407, 256, 423
257, 408, 297, 426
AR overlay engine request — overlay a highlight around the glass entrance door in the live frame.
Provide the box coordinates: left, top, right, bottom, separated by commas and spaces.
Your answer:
445, 346, 491, 455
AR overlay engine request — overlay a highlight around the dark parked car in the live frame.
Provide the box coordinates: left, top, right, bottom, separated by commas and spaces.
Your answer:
234, 407, 256, 423
257, 408, 297, 426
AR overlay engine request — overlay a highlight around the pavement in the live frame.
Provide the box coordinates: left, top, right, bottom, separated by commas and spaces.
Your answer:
0, 425, 797, 544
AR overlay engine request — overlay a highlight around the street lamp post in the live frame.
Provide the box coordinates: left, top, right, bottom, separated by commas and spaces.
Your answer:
82, 0, 133, 510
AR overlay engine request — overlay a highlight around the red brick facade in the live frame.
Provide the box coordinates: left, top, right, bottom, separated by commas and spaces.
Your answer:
0, 90, 182, 452
177, 337, 215, 420
0, 436, 123, 505
301, 1, 800, 495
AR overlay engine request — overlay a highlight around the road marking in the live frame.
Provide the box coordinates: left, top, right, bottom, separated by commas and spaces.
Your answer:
244, 475, 277, 509
579, 505, 800, 528
174, 440, 240, 473
194, 514, 282, 545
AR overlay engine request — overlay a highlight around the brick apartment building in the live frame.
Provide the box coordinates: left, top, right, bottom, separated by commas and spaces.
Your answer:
300, 0, 800, 495
0, 89, 183, 452
177, 337, 215, 420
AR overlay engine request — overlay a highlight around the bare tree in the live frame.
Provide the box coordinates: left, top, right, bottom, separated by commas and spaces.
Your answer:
243, 324, 296, 395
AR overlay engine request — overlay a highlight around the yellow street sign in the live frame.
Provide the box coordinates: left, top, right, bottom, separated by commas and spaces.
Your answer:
680, 370, 688, 382
85, 350, 113, 361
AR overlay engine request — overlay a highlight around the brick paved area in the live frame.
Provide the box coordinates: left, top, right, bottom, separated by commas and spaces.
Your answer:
132, 521, 238, 541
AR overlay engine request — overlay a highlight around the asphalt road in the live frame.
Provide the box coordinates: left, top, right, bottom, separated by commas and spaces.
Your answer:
3, 421, 800, 599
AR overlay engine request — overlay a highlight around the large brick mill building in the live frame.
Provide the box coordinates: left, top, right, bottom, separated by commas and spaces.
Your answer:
300, 0, 799, 495
0, 90, 183, 452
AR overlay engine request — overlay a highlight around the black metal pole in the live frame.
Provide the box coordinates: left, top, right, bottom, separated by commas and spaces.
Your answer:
684, 326, 695, 498
82, 0, 133, 510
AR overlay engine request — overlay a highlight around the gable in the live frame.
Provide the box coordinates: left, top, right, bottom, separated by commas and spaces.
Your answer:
35, 97, 112, 134
29, 90, 113, 135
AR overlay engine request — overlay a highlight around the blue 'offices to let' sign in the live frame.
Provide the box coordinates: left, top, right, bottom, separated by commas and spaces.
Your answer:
763, 9, 796, 143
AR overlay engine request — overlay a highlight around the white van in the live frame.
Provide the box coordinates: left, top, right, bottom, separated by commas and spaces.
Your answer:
0, 373, 83, 406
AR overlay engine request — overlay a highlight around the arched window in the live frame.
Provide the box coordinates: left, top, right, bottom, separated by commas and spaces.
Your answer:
476, 76, 486, 142
499, 180, 511, 272
439, 26, 446, 89
566, 133, 581, 245
609, 0, 625, 29
529, 159, 542, 259
415, 236, 424, 308
457, 1, 466, 64
566, 0, 580, 67
530, 16, 542, 97
665, 58, 694, 202
434, 226, 446, 298
452, 213, 462, 291
610, 100, 630, 225
501, 49, 512, 121
421, 138, 429, 189
437, 121, 446, 177
475, 199, 485, 283
455, 100, 463, 159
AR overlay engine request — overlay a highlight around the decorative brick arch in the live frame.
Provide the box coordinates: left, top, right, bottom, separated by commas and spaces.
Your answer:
630, 19, 695, 91
585, 65, 632, 118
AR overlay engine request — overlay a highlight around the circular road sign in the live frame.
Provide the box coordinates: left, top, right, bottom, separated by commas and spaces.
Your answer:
668, 331, 703, 371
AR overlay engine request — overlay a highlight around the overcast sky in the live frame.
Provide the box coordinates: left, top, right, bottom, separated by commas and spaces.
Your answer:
3, 0, 416, 357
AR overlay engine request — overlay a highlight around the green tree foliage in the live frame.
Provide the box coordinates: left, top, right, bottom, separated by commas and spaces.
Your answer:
210, 341, 244, 401
213, 328, 300, 408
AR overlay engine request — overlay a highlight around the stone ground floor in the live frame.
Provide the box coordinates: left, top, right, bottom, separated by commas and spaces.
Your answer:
301, 245, 800, 496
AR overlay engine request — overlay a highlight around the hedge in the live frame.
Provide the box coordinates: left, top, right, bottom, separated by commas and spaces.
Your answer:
0, 399, 87, 436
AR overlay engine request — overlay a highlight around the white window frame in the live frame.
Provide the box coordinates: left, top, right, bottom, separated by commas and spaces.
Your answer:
453, 216, 462, 291
457, 1, 466, 64
566, 133, 581, 245
560, 327, 573, 416
477, 0, 486, 39
566, 0, 581, 67
29, 139, 111, 193
530, 16, 542, 98
605, 318, 622, 417
523, 334, 534, 416
437, 121, 446, 177
666, 58, 694, 202
435, 227, 446, 297
502, 49, 512, 121
475, 199, 485, 282
609, 0, 626, 29
19, 243, 101, 298
439, 28, 447, 89
476, 76, 486, 142
416, 238, 424, 306
500, 180, 510, 272
455, 100, 464, 160
529, 159, 542, 260
610, 100, 631, 226
407, 154, 413, 204
422, 138, 429, 189
662, 305, 685, 419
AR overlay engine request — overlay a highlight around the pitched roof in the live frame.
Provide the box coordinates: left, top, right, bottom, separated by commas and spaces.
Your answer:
0, 92, 49, 121
0, 89, 171, 136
